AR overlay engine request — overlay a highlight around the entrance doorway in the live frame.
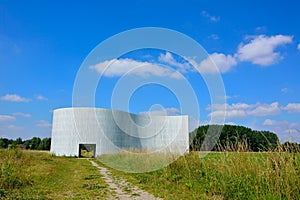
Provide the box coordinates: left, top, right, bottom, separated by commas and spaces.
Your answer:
79, 144, 96, 158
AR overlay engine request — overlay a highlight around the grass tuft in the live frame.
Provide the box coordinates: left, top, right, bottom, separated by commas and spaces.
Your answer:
97, 143, 300, 199
0, 149, 109, 199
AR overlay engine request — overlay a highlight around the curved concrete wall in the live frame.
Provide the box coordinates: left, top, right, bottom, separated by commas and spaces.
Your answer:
50, 107, 189, 156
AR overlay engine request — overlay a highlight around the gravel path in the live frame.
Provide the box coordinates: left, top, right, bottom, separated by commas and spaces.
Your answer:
90, 160, 162, 200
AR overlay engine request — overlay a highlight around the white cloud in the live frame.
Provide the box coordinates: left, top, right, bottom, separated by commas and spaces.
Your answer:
90, 58, 182, 79
201, 11, 220, 22
207, 103, 254, 111
263, 119, 300, 128
255, 26, 267, 32
190, 53, 237, 74
209, 102, 300, 120
281, 88, 289, 93
158, 52, 192, 73
140, 107, 180, 116
216, 95, 239, 101
223, 95, 232, 100
91, 52, 237, 78
262, 119, 296, 127
225, 95, 239, 100
7, 125, 22, 130
208, 34, 219, 40
0, 125, 22, 131
209, 110, 247, 119
0, 115, 15, 121
236, 35, 293, 66
0, 94, 31, 102
207, 102, 281, 119
0, 124, 24, 139
282, 103, 300, 113
297, 43, 300, 50
226, 121, 237, 126
247, 102, 281, 116
262, 119, 300, 141
36, 95, 48, 101
263, 119, 275, 126
207, 103, 252, 119
36, 120, 52, 127
13, 112, 31, 118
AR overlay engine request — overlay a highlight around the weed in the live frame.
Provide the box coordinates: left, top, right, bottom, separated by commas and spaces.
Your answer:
82, 183, 106, 190
0, 150, 109, 199
84, 174, 102, 180
97, 143, 300, 199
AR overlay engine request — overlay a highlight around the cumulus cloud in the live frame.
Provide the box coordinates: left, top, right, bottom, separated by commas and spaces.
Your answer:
207, 103, 251, 119
263, 119, 291, 126
209, 102, 300, 120
201, 10, 220, 22
91, 35, 292, 79
36, 95, 48, 101
263, 119, 300, 138
247, 102, 281, 116
282, 103, 300, 113
13, 112, 31, 118
208, 103, 254, 111
189, 53, 237, 74
90, 58, 181, 79
236, 35, 293, 66
158, 52, 191, 73
159, 52, 237, 74
91, 52, 237, 78
207, 102, 281, 119
262, 119, 300, 142
263, 119, 275, 126
298, 43, 300, 50
209, 110, 246, 119
36, 120, 52, 127
0, 94, 31, 102
0, 115, 16, 121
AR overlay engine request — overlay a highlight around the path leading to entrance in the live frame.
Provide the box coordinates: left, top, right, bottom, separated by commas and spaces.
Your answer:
89, 160, 162, 200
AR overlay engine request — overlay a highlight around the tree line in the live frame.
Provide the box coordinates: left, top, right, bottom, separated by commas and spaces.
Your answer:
1, 124, 299, 152
0, 137, 51, 150
190, 124, 300, 152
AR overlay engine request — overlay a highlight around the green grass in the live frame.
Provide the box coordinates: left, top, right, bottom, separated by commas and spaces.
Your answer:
1, 148, 300, 199
0, 149, 109, 199
96, 151, 300, 200
98, 150, 178, 173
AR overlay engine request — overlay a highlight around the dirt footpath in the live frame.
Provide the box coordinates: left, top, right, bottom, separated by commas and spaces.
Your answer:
90, 160, 162, 200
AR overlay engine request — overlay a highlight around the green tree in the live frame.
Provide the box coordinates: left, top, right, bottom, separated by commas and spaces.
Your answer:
190, 125, 279, 152
37, 138, 51, 150
15, 137, 23, 145
282, 141, 300, 152
23, 137, 41, 150
0, 138, 9, 148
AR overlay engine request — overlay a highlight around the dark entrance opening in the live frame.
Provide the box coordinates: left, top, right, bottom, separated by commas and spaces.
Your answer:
79, 144, 96, 158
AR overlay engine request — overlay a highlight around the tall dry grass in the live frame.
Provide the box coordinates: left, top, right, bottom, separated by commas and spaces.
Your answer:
100, 142, 300, 199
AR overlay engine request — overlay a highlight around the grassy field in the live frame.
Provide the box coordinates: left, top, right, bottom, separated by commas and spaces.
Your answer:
96, 151, 300, 200
0, 149, 109, 199
1, 149, 300, 199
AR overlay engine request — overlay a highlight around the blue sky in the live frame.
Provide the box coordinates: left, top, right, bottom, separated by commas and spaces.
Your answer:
0, 0, 299, 142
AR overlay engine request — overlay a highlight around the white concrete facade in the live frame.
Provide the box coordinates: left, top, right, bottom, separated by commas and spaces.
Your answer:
50, 107, 189, 157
